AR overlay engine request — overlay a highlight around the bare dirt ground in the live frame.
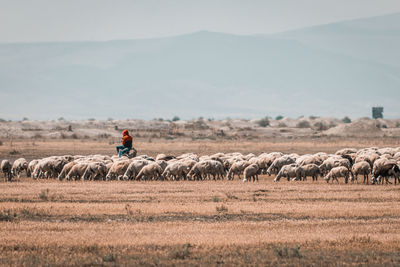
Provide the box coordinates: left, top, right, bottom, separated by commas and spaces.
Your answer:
1, 138, 400, 266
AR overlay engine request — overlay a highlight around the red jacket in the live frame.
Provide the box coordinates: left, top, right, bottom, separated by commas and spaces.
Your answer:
122, 129, 133, 147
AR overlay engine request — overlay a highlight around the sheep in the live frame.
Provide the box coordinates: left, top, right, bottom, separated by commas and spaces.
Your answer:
11, 158, 28, 178
65, 163, 89, 181
155, 154, 176, 161
324, 166, 352, 184
319, 156, 350, 176
243, 164, 259, 182
156, 160, 168, 172
82, 162, 108, 180
136, 162, 163, 181
122, 160, 149, 180
256, 152, 283, 174
106, 160, 131, 180
274, 164, 298, 182
162, 161, 191, 181
187, 161, 209, 180
371, 158, 399, 185
58, 161, 77, 181
266, 155, 296, 175
351, 161, 371, 184
1, 160, 12, 181
294, 164, 321, 181
32, 158, 54, 179
226, 161, 250, 180
204, 160, 225, 180
335, 148, 358, 156
27, 160, 39, 177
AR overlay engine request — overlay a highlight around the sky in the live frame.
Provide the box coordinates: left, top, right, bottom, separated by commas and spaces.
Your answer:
1, 0, 400, 43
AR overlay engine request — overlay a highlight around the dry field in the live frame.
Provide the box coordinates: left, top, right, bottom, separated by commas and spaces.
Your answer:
1, 138, 400, 266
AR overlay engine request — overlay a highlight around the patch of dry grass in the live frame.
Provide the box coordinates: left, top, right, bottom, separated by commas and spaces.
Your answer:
0, 178, 400, 265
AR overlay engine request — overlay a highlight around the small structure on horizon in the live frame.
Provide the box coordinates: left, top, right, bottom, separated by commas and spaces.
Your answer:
372, 107, 384, 119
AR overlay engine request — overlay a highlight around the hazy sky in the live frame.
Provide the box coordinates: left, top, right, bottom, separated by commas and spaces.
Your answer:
1, 0, 400, 43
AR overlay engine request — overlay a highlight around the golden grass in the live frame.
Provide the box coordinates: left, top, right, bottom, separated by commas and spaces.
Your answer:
1, 177, 400, 266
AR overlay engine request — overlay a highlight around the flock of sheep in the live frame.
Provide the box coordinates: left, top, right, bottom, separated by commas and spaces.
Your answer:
1, 146, 400, 185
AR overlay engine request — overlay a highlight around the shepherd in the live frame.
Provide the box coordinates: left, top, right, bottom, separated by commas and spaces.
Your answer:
116, 129, 133, 157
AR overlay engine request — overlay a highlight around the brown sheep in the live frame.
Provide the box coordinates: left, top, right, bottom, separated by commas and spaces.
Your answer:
243, 164, 259, 182
1, 160, 12, 182
294, 164, 321, 181
351, 161, 371, 184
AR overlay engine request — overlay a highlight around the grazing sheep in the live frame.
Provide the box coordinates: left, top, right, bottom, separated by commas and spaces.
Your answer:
27, 160, 39, 177
162, 161, 190, 181
371, 158, 399, 185
274, 164, 298, 182
65, 163, 89, 181
32, 159, 54, 179
1, 160, 12, 181
11, 158, 28, 178
226, 161, 250, 180
294, 164, 321, 181
256, 152, 283, 174
106, 160, 131, 180
187, 161, 209, 180
136, 162, 163, 181
324, 166, 352, 184
351, 161, 371, 184
243, 164, 259, 182
266, 155, 295, 175
204, 160, 226, 180
58, 161, 77, 181
122, 160, 149, 180
82, 162, 108, 180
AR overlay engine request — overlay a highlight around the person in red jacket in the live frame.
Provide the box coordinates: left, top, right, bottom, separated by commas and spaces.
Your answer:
116, 129, 133, 157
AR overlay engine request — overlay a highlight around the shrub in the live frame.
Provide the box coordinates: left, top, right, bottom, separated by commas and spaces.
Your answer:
172, 116, 180, 122
278, 122, 287, 128
213, 196, 220, 202
342, 116, 351, 123
0, 210, 16, 221
274, 245, 301, 258
216, 204, 228, 213
313, 122, 328, 131
296, 121, 311, 128
257, 117, 270, 127
169, 243, 192, 259
39, 189, 50, 201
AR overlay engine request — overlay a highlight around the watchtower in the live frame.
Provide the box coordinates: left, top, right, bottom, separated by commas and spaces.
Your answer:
372, 107, 384, 119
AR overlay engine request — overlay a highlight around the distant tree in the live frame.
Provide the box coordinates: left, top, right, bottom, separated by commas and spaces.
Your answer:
342, 116, 351, 123
257, 117, 270, 127
172, 116, 180, 122
275, 115, 284, 121
22, 117, 29, 121
58, 117, 65, 121
309, 115, 319, 120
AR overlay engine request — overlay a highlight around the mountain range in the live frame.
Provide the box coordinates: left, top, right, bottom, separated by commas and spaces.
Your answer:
1, 13, 399, 120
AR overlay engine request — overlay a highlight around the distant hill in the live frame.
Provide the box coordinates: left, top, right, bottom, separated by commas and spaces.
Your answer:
1, 13, 399, 120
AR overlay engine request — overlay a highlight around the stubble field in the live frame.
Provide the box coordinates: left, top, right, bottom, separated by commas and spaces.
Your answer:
1, 138, 400, 266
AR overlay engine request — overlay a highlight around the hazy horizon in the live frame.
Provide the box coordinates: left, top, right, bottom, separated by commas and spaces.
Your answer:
1, 0, 400, 43
1, 2, 400, 121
